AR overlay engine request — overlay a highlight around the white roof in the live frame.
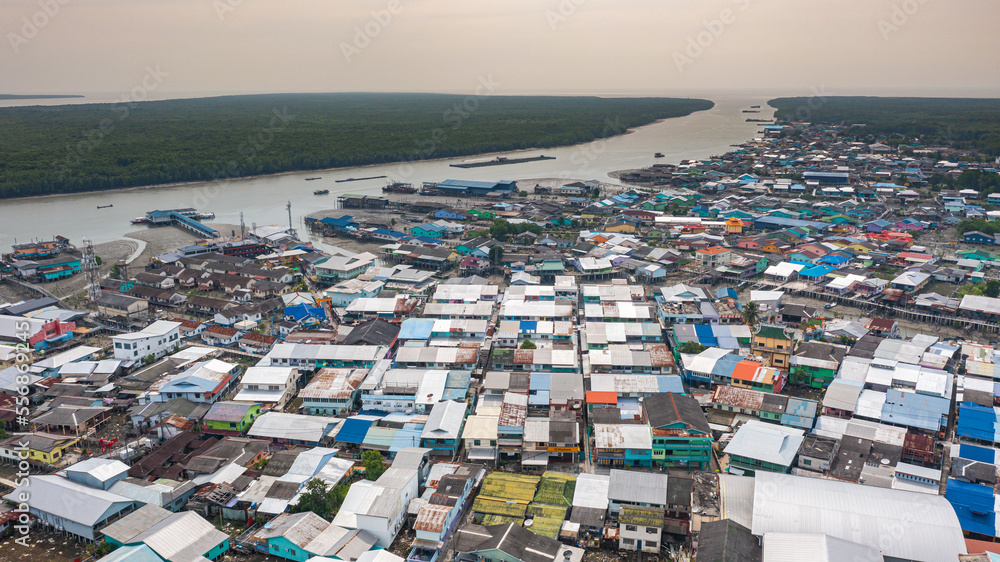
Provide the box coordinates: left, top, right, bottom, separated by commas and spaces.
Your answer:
718, 474, 755, 529
751, 472, 967, 562
32, 345, 101, 370
724, 420, 803, 467
66, 458, 129, 483
247, 412, 339, 443
765, 262, 806, 277
461, 415, 498, 440
240, 366, 295, 386
112, 320, 181, 341
4, 474, 132, 526
572, 473, 610, 510
853, 389, 887, 420
762, 532, 883, 562
821, 380, 862, 412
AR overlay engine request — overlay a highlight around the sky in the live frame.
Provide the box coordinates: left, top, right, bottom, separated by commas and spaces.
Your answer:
3, 0, 999, 98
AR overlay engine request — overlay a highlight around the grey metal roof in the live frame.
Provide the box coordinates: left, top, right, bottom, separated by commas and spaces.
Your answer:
608, 469, 667, 505
696, 519, 762, 562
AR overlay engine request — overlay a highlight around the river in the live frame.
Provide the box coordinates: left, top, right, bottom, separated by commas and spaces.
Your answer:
0, 93, 774, 249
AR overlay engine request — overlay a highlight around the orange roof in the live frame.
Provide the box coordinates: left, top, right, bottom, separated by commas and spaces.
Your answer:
731, 360, 765, 382
697, 246, 730, 255
586, 391, 618, 404
725, 217, 746, 225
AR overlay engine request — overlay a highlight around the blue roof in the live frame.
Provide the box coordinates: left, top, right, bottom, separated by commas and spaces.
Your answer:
529, 390, 549, 406
960, 443, 998, 464
320, 215, 356, 227
798, 264, 835, 278
819, 254, 850, 265
529, 373, 551, 391
957, 402, 1000, 443
285, 303, 325, 322
947, 479, 996, 535
716, 288, 737, 300
390, 425, 424, 453
336, 417, 375, 444
656, 375, 686, 394
881, 389, 949, 432
711, 354, 743, 379
694, 324, 718, 347
399, 319, 434, 340
520, 320, 538, 333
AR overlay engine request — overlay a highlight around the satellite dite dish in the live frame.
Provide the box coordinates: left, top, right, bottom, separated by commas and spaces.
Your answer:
524, 519, 533, 527
880, 458, 890, 465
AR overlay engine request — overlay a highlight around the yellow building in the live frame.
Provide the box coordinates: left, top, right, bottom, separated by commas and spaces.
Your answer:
606, 222, 638, 234
724, 217, 746, 235
752, 325, 793, 370
4, 433, 80, 465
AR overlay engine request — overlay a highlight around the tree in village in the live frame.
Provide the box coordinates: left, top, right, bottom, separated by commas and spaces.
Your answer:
488, 245, 504, 266
362, 450, 386, 481
741, 301, 762, 329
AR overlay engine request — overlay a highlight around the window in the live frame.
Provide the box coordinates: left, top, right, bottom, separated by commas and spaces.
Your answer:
646, 541, 657, 549
625, 525, 637, 532
622, 539, 634, 545
646, 527, 658, 534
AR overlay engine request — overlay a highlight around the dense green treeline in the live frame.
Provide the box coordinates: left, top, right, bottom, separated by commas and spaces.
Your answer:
0, 93, 713, 198
769, 96, 1000, 157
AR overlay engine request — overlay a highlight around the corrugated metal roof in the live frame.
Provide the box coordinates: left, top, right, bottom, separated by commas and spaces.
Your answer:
751, 472, 967, 562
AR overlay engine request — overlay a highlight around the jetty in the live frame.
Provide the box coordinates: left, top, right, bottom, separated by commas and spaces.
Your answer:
335, 175, 387, 183
450, 155, 555, 168
144, 209, 219, 237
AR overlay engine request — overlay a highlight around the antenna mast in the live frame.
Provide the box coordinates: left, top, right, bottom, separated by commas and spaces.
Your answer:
81, 239, 101, 305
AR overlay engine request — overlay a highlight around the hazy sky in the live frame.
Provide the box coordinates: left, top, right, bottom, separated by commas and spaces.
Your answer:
3, 0, 999, 97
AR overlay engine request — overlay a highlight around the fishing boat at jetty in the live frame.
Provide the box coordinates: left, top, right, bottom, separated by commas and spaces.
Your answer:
314, 189, 330, 195
305, 177, 321, 181
383, 182, 417, 194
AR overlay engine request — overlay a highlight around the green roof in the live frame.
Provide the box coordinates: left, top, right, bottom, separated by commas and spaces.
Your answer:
755, 325, 790, 340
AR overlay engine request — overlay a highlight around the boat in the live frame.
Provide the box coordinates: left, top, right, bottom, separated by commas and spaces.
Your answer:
191, 212, 216, 220
314, 189, 330, 195
654, 153, 665, 158
305, 177, 321, 181
97, 204, 113, 209
383, 182, 417, 194
751, 105, 760, 108
130, 217, 149, 224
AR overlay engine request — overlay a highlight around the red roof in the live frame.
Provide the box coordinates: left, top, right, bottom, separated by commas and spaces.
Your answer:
586, 391, 618, 405
205, 325, 238, 336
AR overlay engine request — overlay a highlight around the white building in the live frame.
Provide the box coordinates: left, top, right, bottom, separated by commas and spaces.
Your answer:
111, 321, 182, 362
232, 366, 298, 409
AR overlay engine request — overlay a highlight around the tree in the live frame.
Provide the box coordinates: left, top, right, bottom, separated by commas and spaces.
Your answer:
109, 264, 122, 279
741, 301, 761, 328
488, 245, 504, 266
0, 419, 6, 440
362, 450, 386, 481
390, 218, 396, 226
677, 342, 706, 355
142, 354, 156, 365
985, 280, 1000, 298
291, 478, 335, 517
520, 339, 537, 350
